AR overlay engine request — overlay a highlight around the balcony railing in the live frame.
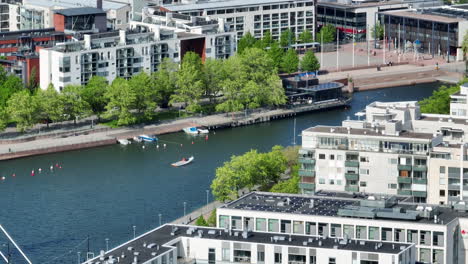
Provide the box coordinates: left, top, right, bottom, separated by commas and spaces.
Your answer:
413, 165, 427, 172
298, 158, 315, 165
345, 173, 359, 181
345, 185, 359, 192
397, 177, 412, 184
345, 160, 359, 167
398, 164, 412, 171
412, 178, 427, 185
299, 170, 315, 177
397, 189, 412, 196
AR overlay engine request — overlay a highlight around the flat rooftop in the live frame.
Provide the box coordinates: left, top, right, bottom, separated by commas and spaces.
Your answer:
419, 115, 468, 125
24, 0, 128, 11
318, 0, 407, 9
84, 224, 411, 264
163, 0, 309, 12
304, 125, 434, 140
380, 10, 463, 23
54, 7, 106, 16
222, 192, 464, 225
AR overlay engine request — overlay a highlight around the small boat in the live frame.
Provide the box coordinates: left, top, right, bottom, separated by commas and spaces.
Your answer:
171, 156, 194, 167
183, 127, 209, 134
138, 135, 158, 142
133, 136, 143, 143
118, 139, 131, 145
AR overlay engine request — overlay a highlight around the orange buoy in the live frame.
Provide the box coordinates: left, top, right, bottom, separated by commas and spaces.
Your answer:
31, 170, 35, 176
192, 141, 194, 145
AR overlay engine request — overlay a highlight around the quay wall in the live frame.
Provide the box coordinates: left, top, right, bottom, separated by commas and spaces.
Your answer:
0, 138, 117, 161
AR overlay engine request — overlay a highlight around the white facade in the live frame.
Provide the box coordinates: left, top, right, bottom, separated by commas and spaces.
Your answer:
40, 18, 236, 90
160, 0, 315, 40
216, 192, 468, 264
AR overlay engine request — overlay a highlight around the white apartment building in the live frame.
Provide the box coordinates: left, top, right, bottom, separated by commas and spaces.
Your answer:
39, 14, 236, 90
82, 220, 415, 264
216, 191, 468, 264
19, 0, 131, 31
0, 1, 20, 32
159, 0, 315, 40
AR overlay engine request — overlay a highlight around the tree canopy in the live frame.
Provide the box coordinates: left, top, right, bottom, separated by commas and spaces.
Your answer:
151, 58, 178, 108
316, 24, 336, 43
281, 48, 299, 74
280, 29, 296, 47
298, 29, 313, 44
82, 76, 109, 120
300, 50, 321, 72
105, 78, 137, 126
372, 22, 384, 40
7, 90, 39, 132
237, 32, 257, 54
211, 146, 287, 201
419, 83, 460, 114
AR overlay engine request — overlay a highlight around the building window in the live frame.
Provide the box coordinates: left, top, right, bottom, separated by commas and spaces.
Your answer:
336, 180, 342, 185
440, 190, 446, 197
257, 251, 265, 262
388, 184, 397, 189
319, 154, 325, 159
329, 258, 336, 264
337, 155, 342, 160
231, 216, 242, 230
268, 219, 279, 232
330, 154, 334, 160
359, 169, 369, 175
360, 181, 367, 187
274, 253, 282, 264
319, 178, 325, 184
329, 180, 334, 185
360, 156, 369, 162
222, 248, 230, 261
256, 218, 266, 231
368, 227, 379, 240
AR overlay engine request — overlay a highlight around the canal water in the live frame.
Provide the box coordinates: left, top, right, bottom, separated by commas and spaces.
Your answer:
0, 83, 440, 263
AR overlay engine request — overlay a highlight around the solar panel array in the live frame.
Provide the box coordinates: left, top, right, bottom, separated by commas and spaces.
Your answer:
422, 7, 468, 20
229, 194, 356, 217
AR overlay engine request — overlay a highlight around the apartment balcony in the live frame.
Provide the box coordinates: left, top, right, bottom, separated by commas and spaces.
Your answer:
413, 165, 427, 172
345, 173, 359, 181
345, 185, 359, 192
299, 183, 315, 190
298, 158, 315, 165
398, 164, 412, 171
412, 178, 427, 185
397, 189, 412, 196
412, 191, 427, 197
345, 160, 359, 167
397, 177, 412, 184
299, 169, 315, 177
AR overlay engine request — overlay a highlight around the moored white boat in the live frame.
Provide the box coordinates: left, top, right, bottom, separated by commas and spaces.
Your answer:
171, 156, 194, 167
138, 135, 158, 142
183, 126, 209, 134
118, 139, 131, 145
133, 136, 143, 143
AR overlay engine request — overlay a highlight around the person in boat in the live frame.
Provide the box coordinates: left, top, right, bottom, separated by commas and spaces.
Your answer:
182, 157, 187, 162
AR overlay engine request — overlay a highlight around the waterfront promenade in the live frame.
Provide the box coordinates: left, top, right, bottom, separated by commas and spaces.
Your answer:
0, 58, 460, 160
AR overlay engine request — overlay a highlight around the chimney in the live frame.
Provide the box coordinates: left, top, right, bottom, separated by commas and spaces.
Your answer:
97, 0, 103, 9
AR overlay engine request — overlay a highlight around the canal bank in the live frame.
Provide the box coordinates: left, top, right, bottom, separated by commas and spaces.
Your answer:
0, 83, 440, 263
0, 98, 351, 161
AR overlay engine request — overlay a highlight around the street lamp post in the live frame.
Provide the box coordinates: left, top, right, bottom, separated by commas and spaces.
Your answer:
133, 225, 136, 239
77, 252, 81, 264
105, 238, 109, 252
183, 202, 187, 223
159, 213, 162, 226
206, 190, 209, 206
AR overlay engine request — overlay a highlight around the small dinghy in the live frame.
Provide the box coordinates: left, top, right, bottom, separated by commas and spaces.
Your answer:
139, 135, 158, 142
171, 156, 194, 167
118, 139, 131, 145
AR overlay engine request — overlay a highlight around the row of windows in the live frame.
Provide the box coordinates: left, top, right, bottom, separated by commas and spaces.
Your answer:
219, 215, 445, 248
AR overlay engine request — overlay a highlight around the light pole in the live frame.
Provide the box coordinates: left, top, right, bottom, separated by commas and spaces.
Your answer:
183, 202, 187, 219
77, 252, 81, 264
133, 225, 136, 239
159, 213, 162, 226
206, 190, 209, 206
105, 238, 109, 252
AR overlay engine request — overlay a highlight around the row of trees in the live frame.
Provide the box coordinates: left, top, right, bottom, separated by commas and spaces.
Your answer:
210, 146, 300, 201
1, 48, 289, 131
237, 31, 320, 74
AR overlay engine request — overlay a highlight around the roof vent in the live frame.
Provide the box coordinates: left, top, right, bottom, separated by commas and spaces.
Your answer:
330, 128, 335, 133
151, 252, 157, 256
416, 205, 424, 211
318, 241, 322, 246
147, 243, 157, 249
127, 247, 134, 251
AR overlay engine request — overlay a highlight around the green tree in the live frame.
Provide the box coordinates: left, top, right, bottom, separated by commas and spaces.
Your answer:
0, 74, 23, 107
280, 29, 296, 48
60, 85, 91, 124
372, 22, 384, 40
0, 107, 8, 132
7, 90, 38, 132
211, 146, 288, 201
195, 215, 208, 226
237, 32, 257, 54
316, 24, 336, 43
281, 146, 300, 167
27, 67, 38, 93
462, 30, 468, 75
203, 58, 226, 103
36, 84, 64, 127
152, 58, 178, 108
298, 29, 313, 43
419, 84, 460, 114
207, 209, 216, 226
129, 72, 157, 119
171, 52, 204, 112
300, 50, 321, 72
82, 76, 109, 120
281, 48, 299, 74
105, 78, 137, 126
256, 31, 273, 49
267, 42, 284, 70
215, 55, 245, 113
269, 165, 300, 194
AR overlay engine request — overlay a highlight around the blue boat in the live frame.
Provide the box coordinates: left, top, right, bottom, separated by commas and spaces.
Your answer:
138, 134, 158, 142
